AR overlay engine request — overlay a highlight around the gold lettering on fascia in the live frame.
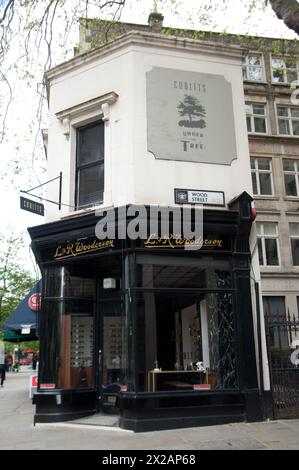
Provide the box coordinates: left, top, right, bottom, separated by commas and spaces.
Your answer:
54, 239, 115, 260
144, 233, 223, 249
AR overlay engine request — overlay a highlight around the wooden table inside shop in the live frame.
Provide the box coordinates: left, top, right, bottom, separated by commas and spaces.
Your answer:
148, 370, 204, 392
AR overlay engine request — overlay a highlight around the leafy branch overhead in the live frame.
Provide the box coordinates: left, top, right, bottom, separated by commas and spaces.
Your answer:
269, 0, 299, 36
0, 0, 298, 157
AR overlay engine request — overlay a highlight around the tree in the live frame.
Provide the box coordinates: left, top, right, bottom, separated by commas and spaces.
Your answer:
269, 0, 299, 36
0, 231, 35, 327
0, 0, 298, 183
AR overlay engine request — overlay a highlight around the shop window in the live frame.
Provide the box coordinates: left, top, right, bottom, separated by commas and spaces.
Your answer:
245, 103, 267, 133
272, 57, 299, 84
242, 54, 263, 81
277, 106, 299, 136
101, 299, 127, 388
136, 291, 237, 393
76, 121, 104, 209
136, 255, 231, 289
256, 222, 280, 266
290, 223, 299, 266
135, 256, 236, 393
40, 266, 96, 390
283, 159, 299, 197
250, 158, 273, 196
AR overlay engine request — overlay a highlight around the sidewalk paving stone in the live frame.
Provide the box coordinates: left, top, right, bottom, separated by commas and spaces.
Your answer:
1, 368, 299, 450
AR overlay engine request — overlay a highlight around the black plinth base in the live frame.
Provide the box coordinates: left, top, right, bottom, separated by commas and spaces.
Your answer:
119, 390, 262, 432
33, 389, 97, 424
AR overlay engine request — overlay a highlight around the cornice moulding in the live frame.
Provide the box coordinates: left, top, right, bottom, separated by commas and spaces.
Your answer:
45, 30, 245, 85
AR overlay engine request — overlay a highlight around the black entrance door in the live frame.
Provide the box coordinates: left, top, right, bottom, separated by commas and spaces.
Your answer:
97, 296, 125, 413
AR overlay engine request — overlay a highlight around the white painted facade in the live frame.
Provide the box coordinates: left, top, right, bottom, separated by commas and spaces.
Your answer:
45, 32, 252, 221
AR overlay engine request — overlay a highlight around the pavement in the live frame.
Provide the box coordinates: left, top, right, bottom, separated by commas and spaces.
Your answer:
0, 367, 299, 450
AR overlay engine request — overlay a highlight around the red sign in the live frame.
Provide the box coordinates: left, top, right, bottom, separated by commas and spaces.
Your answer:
31, 375, 38, 387
28, 293, 41, 311
40, 383, 55, 389
120, 385, 128, 392
193, 384, 211, 391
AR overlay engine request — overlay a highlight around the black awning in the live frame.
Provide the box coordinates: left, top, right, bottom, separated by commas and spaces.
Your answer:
2, 281, 41, 342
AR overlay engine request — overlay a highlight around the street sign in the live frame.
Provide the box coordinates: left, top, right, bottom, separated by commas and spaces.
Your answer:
20, 196, 44, 216
175, 188, 225, 206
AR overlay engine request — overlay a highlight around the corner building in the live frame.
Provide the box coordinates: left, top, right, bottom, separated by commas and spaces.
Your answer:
28, 16, 271, 431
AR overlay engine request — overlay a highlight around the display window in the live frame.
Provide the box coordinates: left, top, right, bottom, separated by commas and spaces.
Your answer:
40, 266, 96, 390
134, 255, 237, 393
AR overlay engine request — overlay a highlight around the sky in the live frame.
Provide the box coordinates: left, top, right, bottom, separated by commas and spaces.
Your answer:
0, 0, 298, 274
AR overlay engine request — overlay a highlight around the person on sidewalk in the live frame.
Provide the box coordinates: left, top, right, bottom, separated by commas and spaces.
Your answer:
0, 356, 8, 387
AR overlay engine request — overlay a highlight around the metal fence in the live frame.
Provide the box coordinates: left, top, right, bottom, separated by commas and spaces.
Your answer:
265, 312, 299, 419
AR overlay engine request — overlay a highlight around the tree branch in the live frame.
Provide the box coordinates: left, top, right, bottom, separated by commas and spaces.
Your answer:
269, 0, 299, 35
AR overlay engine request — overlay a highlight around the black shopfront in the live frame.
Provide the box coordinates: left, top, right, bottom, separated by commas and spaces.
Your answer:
28, 194, 263, 432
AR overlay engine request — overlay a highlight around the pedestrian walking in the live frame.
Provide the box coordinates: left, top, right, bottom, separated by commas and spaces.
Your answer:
32, 353, 37, 370
0, 355, 8, 387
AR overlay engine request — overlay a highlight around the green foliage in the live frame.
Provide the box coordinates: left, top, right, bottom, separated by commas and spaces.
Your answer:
0, 231, 35, 327
4, 340, 39, 353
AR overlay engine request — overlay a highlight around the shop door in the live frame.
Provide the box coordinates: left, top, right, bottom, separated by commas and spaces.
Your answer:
97, 296, 125, 413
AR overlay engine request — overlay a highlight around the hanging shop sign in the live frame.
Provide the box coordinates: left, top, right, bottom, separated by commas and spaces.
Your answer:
175, 188, 225, 206
53, 238, 115, 260
20, 196, 44, 216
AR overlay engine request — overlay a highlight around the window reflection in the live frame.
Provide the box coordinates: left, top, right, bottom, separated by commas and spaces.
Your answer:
136, 255, 230, 289
41, 266, 95, 390
136, 291, 237, 392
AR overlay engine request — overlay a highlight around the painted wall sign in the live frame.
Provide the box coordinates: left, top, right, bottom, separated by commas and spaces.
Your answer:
53, 238, 115, 260
20, 196, 44, 216
175, 188, 225, 206
146, 67, 237, 164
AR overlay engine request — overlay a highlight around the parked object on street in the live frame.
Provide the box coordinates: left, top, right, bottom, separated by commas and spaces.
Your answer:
11, 363, 20, 373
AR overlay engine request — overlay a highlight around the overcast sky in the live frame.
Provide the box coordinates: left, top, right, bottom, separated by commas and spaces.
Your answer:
0, 0, 297, 274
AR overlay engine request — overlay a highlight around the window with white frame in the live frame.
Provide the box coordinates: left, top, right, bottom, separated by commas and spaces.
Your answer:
256, 222, 280, 266
271, 57, 299, 84
242, 54, 263, 81
283, 159, 299, 197
276, 106, 299, 136
246, 103, 267, 133
55, 92, 118, 213
251, 158, 273, 196
290, 223, 299, 266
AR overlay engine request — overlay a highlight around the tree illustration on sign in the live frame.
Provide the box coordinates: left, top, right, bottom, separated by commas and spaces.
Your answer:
177, 94, 206, 128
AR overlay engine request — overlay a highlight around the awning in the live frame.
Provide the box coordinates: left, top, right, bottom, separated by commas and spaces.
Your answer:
2, 281, 41, 342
